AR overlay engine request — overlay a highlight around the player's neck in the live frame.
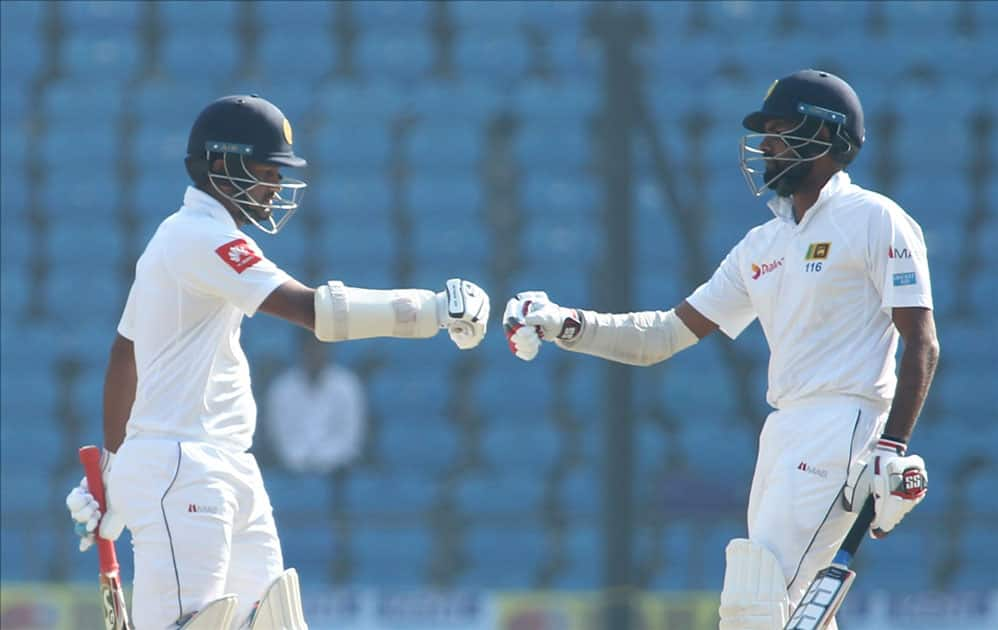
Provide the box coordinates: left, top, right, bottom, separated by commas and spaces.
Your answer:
791, 169, 837, 223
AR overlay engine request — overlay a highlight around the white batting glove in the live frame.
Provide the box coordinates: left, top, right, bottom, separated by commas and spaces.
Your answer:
65, 449, 125, 551
503, 295, 543, 360
503, 291, 582, 361
437, 278, 490, 350
842, 437, 928, 538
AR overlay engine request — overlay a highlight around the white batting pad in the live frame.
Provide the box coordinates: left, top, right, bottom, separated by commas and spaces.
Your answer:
719, 538, 790, 630
249, 568, 307, 629
179, 595, 238, 629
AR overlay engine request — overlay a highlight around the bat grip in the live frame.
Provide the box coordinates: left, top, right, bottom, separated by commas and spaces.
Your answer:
840, 496, 875, 559
79, 445, 120, 576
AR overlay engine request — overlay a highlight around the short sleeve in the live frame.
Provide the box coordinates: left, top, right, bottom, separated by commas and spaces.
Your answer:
686, 240, 757, 339
174, 232, 291, 316
867, 205, 933, 312
117, 282, 137, 340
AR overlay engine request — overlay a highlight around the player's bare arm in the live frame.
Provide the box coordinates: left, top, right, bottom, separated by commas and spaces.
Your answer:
883, 306, 940, 442
674, 299, 719, 339
102, 334, 136, 454
258, 279, 316, 330
502, 292, 700, 365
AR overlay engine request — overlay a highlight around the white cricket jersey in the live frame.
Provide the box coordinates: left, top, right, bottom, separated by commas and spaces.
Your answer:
117, 186, 290, 451
687, 172, 933, 409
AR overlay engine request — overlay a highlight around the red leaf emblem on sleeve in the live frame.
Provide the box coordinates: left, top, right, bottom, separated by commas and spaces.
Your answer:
215, 238, 261, 273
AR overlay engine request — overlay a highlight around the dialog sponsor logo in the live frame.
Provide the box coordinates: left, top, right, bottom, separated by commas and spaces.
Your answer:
751, 257, 784, 280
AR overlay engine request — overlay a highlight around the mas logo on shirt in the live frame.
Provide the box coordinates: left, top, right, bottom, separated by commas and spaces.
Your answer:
215, 238, 261, 274
750, 257, 784, 280
888, 246, 913, 259
804, 242, 831, 260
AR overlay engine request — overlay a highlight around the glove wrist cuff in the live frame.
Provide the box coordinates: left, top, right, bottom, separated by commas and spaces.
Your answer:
876, 436, 907, 455
556, 309, 582, 341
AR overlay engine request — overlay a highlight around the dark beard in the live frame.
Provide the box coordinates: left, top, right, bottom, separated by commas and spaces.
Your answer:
765, 160, 813, 197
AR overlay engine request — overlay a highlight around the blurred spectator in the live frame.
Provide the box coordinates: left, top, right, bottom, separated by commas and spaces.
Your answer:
265, 331, 367, 473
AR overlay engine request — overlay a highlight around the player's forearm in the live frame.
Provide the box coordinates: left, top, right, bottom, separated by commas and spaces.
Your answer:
883, 331, 940, 442
556, 309, 698, 366
103, 334, 137, 453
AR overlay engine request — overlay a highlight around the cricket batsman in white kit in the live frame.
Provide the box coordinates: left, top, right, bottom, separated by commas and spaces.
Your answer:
65, 95, 490, 629
504, 70, 938, 629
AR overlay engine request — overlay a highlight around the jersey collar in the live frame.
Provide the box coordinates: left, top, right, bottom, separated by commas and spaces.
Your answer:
767, 171, 851, 227
183, 186, 240, 229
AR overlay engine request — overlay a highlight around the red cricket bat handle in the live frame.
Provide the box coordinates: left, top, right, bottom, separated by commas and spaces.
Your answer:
79, 445, 120, 576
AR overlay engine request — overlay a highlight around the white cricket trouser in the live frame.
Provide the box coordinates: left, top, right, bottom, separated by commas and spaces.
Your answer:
108, 438, 284, 629
747, 394, 888, 612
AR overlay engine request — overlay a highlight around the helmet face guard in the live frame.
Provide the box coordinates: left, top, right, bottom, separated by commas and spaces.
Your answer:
739, 101, 860, 197
739, 114, 834, 197
204, 145, 307, 235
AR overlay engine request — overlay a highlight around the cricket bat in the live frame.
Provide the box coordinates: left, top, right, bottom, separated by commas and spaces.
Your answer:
79, 445, 134, 630
784, 496, 875, 630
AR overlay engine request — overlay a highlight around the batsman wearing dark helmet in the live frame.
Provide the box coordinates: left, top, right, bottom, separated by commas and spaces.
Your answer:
504, 70, 938, 629
65, 95, 490, 629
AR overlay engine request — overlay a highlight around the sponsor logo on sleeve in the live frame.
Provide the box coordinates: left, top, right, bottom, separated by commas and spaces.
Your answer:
750, 257, 784, 280
215, 238, 261, 273
893, 272, 917, 286
805, 242, 831, 260
888, 246, 912, 259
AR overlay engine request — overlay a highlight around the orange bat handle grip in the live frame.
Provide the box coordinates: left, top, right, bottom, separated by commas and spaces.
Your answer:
79, 445, 120, 576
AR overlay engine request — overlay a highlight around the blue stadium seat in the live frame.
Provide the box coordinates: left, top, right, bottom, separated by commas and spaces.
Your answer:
378, 414, 459, 474
276, 523, 335, 586
521, 173, 600, 218
315, 121, 391, 170
255, 0, 334, 27
461, 523, 546, 587
556, 467, 598, 517
455, 472, 545, 516
352, 525, 432, 587
61, 32, 141, 79
344, 470, 438, 516
0, 82, 29, 127
318, 80, 407, 121
240, 306, 297, 359
355, 32, 433, 81
0, 30, 43, 85
450, 1, 527, 31
475, 364, 551, 416
265, 471, 334, 516
1, 0, 45, 37
406, 170, 483, 216
0, 214, 30, 268
257, 29, 334, 83
0, 324, 62, 371
1, 420, 62, 479
453, 32, 529, 85
881, 0, 961, 36
160, 36, 239, 82
546, 31, 602, 79
408, 79, 503, 123
368, 368, 449, 419
513, 79, 600, 120
39, 163, 122, 222
951, 524, 998, 590
0, 525, 58, 581
352, 0, 430, 28
645, 522, 697, 590
523, 217, 603, 264
43, 267, 125, 327
42, 78, 127, 122
134, 81, 213, 132
480, 420, 561, 470
39, 119, 120, 166
406, 121, 484, 170
63, 0, 143, 30
514, 118, 592, 172
505, 264, 593, 310
555, 523, 600, 588
322, 221, 395, 270
158, 0, 237, 32
315, 170, 392, 219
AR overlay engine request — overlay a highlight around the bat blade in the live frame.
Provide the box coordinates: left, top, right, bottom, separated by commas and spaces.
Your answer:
784, 564, 857, 630
784, 496, 874, 630
80, 445, 134, 630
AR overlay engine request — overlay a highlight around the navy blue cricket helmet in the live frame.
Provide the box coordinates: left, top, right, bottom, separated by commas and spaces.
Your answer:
185, 95, 307, 234
739, 70, 865, 197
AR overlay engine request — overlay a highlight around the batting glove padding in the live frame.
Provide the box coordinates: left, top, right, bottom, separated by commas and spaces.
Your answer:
439, 278, 490, 350
842, 437, 928, 538
65, 449, 125, 550
503, 291, 582, 361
